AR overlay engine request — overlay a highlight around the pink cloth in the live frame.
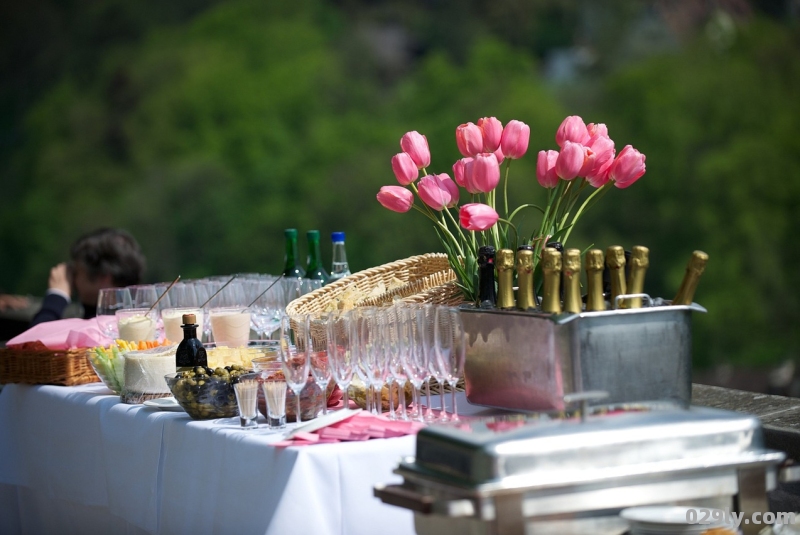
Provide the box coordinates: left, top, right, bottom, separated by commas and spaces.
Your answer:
273, 411, 425, 447
7, 318, 113, 350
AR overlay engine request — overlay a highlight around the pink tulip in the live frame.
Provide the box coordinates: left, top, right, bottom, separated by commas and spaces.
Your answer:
500, 120, 530, 159
586, 155, 615, 187
377, 185, 414, 213
468, 153, 500, 193
418, 173, 459, 210
459, 203, 499, 231
391, 152, 419, 185
478, 117, 503, 153
493, 146, 505, 165
452, 158, 472, 189
609, 145, 646, 188
455, 122, 483, 157
536, 150, 559, 188
585, 134, 616, 187
400, 131, 430, 169
555, 116, 590, 148
587, 122, 608, 138
555, 141, 585, 180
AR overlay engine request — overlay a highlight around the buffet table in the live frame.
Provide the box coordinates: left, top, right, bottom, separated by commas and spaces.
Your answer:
0, 382, 420, 535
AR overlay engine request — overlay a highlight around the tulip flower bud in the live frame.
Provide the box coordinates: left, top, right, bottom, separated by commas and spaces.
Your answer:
478, 117, 503, 153
609, 145, 646, 189
555, 141, 584, 181
400, 131, 431, 169
455, 122, 483, 157
536, 150, 559, 188
469, 153, 500, 193
500, 120, 530, 159
459, 203, 499, 231
452, 157, 471, 188
377, 185, 414, 213
556, 115, 590, 148
418, 174, 459, 211
391, 152, 419, 186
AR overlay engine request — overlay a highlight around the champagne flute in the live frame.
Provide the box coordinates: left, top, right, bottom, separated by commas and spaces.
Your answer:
278, 313, 311, 425
327, 309, 355, 411
309, 314, 332, 416
384, 305, 408, 421
442, 307, 466, 422
398, 303, 426, 422
434, 306, 465, 422
415, 303, 437, 422
354, 307, 379, 414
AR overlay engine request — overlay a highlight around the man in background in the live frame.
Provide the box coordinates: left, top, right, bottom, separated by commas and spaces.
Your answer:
30, 228, 146, 326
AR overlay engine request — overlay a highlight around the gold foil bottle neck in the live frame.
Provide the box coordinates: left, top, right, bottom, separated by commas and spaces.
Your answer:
585, 249, 606, 311
515, 247, 536, 310
495, 248, 516, 310
673, 250, 709, 306
622, 245, 649, 309
562, 248, 582, 314
541, 248, 562, 314
605, 245, 627, 309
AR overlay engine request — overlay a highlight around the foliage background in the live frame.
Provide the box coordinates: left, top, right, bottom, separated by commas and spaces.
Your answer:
1, 0, 798, 370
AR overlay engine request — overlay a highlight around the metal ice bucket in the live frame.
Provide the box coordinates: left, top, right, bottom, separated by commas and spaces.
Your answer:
461, 299, 707, 412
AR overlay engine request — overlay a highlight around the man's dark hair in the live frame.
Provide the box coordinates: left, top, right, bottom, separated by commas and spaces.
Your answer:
69, 228, 146, 287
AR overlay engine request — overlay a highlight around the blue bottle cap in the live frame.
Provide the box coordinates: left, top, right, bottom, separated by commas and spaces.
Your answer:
331, 232, 345, 243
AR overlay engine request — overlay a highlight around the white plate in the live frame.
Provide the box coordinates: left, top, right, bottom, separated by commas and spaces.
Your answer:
143, 397, 185, 412
284, 408, 361, 438
621, 506, 737, 534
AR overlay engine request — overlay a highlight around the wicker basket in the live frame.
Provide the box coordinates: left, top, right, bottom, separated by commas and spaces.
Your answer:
0, 346, 100, 386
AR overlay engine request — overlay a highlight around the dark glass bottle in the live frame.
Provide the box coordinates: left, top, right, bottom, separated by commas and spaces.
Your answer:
282, 228, 305, 278
477, 245, 497, 309
175, 313, 207, 372
304, 230, 329, 284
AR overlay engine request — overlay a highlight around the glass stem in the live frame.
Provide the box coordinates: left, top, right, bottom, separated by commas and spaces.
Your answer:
424, 379, 433, 420
296, 395, 302, 425
342, 385, 350, 410
320, 381, 328, 416
387, 379, 396, 420
451, 386, 459, 421
397, 380, 408, 421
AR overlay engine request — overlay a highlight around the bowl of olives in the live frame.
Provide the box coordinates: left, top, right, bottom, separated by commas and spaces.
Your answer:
165, 365, 254, 420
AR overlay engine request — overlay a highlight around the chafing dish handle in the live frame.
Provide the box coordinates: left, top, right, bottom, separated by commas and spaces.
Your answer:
374, 484, 434, 514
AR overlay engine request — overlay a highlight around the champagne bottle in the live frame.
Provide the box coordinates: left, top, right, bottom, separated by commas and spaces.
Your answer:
541, 248, 562, 314
282, 229, 305, 278
515, 245, 536, 310
329, 231, 351, 282
477, 245, 496, 309
605, 245, 627, 309
585, 249, 606, 311
175, 313, 207, 372
623, 245, 649, 309
563, 248, 582, 314
496, 248, 515, 310
304, 230, 329, 284
673, 250, 709, 306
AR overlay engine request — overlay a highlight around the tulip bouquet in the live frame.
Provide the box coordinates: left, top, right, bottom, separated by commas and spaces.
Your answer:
377, 115, 647, 304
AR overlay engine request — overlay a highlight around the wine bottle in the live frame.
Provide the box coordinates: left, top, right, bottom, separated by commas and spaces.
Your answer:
328, 231, 351, 282
673, 250, 709, 306
585, 249, 606, 311
304, 230, 329, 284
477, 245, 496, 309
541, 248, 562, 314
175, 313, 208, 372
623, 245, 649, 309
282, 229, 305, 278
515, 245, 536, 310
605, 245, 627, 309
495, 248, 515, 310
563, 248, 582, 314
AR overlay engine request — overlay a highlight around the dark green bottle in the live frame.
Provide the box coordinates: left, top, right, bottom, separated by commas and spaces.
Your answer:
304, 230, 329, 284
282, 228, 305, 278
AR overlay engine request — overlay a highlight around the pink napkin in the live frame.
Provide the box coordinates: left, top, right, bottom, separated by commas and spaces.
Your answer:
7, 318, 113, 350
273, 412, 425, 447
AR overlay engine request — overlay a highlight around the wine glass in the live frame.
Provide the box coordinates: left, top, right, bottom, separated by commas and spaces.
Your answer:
398, 303, 425, 422
434, 306, 466, 422
415, 303, 437, 422
278, 313, 311, 425
128, 284, 159, 309
327, 309, 355, 411
309, 314, 332, 416
96, 287, 132, 338
385, 305, 409, 421
353, 307, 379, 414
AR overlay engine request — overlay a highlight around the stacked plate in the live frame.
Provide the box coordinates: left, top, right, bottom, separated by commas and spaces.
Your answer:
621, 506, 739, 534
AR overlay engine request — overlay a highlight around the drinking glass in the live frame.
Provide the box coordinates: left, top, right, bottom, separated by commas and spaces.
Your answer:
434, 306, 466, 422
116, 308, 157, 342
128, 284, 159, 309
161, 306, 204, 344
96, 287, 132, 338
191, 279, 215, 342
209, 306, 252, 348
262, 379, 287, 429
415, 303, 437, 422
366, 308, 389, 415
233, 376, 260, 429
247, 276, 283, 340
398, 303, 426, 422
353, 307, 379, 414
327, 309, 355, 411
383, 305, 408, 421
309, 314, 332, 416
278, 313, 311, 425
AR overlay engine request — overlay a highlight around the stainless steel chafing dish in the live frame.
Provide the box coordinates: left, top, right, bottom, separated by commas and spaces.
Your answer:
375, 403, 786, 535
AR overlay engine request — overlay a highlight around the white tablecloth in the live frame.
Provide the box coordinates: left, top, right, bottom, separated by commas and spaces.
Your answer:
0, 382, 420, 535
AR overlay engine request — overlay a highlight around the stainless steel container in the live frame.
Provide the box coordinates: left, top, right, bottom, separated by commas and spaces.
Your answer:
375, 405, 785, 535
461, 302, 706, 412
